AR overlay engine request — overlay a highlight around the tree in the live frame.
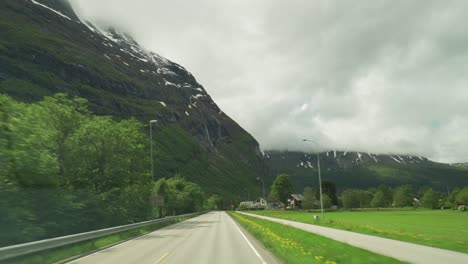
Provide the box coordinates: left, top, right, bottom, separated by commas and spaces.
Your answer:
445, 187, 460, 208
317, 180, 338, 205
456, 187, 468, 205
418, 186, 431, 199
205, 194, 223, 210
377, 185, 394, 206
163, 177, 205, 215
0, 94, 18, 181
322, 194, 332, 208
371, 190, 386, 208
357, 190, 373, 208
302, 186, 317, 210
64, 117, 148, 192
270, 174, 294, 204
155, 178, 169, 217
0, 93, 159, 246
393, 185, 414, 207
421, 188, 442, 209
341, 189, 360, 209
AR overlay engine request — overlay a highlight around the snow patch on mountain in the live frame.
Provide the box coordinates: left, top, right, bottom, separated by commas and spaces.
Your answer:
31, 0, 73, 21
164, 79, 178, 87
368, 153, 379, 163
390, 156, 402, 164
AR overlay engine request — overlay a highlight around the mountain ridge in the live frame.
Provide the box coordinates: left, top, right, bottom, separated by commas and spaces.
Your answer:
264, 150, 468, 192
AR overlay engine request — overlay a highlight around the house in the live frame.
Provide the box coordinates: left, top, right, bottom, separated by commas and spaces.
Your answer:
266, 199, 285, 210
238, 198, 267, 210
254, 197, 267, 209
238, 201, 254, 210
288, 194, 304, 209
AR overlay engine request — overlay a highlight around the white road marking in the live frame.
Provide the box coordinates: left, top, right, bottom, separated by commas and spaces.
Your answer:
227, 214, 267, 264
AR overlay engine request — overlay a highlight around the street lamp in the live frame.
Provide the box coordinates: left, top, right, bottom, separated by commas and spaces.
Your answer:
256, 177, 266, 210
302, 139, 324, 223
149, 120, 159, 217
150, 120, 158, 181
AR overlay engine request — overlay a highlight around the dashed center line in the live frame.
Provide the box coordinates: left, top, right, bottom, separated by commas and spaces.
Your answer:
154, 252, 169, 264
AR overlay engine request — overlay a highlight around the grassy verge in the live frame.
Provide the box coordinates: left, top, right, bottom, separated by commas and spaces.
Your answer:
4, 216, 191, 264
248, 210, 468, 253
228, 212, 405, 264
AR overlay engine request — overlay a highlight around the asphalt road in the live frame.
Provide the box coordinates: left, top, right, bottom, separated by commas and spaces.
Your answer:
240, 212, 468, 264
68, 211, 280, 264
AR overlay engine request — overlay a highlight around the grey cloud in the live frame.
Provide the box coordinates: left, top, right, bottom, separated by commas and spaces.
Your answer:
70, 0, 468, 162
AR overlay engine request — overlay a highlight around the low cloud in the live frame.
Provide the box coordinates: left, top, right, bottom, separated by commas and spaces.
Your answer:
70, 0, 468, 162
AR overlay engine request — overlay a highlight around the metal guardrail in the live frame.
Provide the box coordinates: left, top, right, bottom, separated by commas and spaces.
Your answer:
0, 211, 207, 261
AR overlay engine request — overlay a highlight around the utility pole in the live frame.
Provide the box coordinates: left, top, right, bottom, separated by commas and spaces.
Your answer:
257, 177, 266, 211
317, 151, 324, 223
303, 139, 324, 224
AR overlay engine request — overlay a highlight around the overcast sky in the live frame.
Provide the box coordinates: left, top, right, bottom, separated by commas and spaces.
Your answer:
69, 0, 468, 162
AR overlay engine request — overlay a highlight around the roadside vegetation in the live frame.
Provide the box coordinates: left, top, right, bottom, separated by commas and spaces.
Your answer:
249, 210, 468, 253
0, 93, 221, 247
229, 212, 405, 264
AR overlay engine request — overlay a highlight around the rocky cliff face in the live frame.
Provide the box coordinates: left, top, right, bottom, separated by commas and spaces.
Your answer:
0, 0, 267, 198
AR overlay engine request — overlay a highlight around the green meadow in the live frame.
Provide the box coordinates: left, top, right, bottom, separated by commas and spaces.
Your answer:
248, 209, 468, 253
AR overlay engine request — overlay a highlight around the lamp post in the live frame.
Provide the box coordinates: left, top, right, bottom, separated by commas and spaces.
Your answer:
150, 120, 158, 181
302, 139, 324, 223
256, 177, 266, 210
149, 120, 158, 216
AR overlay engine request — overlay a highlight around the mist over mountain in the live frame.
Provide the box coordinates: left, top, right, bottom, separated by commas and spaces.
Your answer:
68, 0, 468, 163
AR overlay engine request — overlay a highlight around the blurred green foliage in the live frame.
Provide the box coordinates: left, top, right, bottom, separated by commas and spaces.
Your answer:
0, 93, 207, 247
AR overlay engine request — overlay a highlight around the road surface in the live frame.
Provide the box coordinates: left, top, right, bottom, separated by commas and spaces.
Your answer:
240, 212, 468, 264
68, 211, 280, 264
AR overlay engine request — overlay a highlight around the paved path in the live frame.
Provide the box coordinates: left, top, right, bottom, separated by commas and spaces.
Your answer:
239, 212, 468, 264
68, 212, 280, 264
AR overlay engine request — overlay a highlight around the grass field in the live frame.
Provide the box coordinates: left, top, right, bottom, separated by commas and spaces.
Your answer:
229, 212, 405, 264
248, 210, 468, 253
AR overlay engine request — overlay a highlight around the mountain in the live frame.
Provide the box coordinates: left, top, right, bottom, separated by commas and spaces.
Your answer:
450, 162, 468, 169
265, 150, 468, 192
0, 0, 267, 200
